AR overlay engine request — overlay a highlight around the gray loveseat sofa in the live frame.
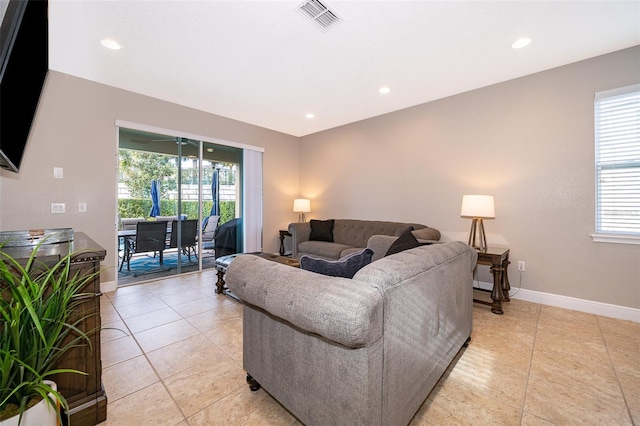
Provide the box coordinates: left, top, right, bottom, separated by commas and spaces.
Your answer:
225, 241, 477, 426
288, 218, 441, 260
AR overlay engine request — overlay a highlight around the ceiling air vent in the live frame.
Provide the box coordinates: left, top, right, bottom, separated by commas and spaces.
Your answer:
297, 0, 343, 33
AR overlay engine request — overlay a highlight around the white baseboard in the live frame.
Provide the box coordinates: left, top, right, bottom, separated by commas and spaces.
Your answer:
474, 280, 640, 323
100, 280, 117, 294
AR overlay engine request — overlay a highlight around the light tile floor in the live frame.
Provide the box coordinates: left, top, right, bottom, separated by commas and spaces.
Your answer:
98, 271, 639, 425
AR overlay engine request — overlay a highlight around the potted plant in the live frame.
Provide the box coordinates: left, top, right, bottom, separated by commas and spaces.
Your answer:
0, 241, 98, 425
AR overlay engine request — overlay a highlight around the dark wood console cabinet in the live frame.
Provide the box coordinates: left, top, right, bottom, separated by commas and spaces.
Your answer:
2, 232, 107, 425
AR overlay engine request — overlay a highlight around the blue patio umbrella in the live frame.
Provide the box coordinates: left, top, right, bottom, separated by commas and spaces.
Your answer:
210, 169, 220, 216
149, 180, 161, 217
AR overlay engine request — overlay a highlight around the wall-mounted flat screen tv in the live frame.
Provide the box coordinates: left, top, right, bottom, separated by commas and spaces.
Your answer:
0, 0, 48, 173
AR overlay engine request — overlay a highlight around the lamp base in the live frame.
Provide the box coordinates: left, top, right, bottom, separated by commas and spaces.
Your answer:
298, 213, 306, 223
468, 218, 488, 252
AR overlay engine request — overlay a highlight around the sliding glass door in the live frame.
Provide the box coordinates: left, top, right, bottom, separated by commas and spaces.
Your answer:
117, 128, 243, 286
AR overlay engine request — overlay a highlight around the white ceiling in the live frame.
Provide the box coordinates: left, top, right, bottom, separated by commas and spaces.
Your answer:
48, 1, 640, 137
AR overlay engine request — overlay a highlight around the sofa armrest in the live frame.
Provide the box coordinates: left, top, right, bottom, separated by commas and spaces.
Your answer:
225, 254, 383, 348
288, 222, 312, 258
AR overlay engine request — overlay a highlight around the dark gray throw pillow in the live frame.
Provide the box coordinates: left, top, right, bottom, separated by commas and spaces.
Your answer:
385, 227, 421, 256
394, 225, 414, 236
300, 248, 374, 279
309, 219, 335, 242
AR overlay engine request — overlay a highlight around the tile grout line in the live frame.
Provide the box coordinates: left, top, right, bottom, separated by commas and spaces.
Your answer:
111, 284, 246, 424
518, 302, 541, 425
135, 294, 195, 425
102, 277, 638, 425
100, 275, 297, 425
106, 288, 191, 423
522, 307, 636, 424
157, 290, 246, 424
596, 315, 636, 425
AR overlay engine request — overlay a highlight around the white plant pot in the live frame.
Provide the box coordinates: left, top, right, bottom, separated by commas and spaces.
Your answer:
0, 381, 59, 426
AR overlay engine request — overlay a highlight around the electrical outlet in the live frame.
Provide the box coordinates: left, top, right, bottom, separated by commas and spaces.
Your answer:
51, 203, 65, 214
78, 202, 87, 213
53, 167, 63, 179
517, 261, 526, 271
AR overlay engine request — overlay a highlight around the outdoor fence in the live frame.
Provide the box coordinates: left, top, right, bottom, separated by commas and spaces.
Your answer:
118, 183, 236, 202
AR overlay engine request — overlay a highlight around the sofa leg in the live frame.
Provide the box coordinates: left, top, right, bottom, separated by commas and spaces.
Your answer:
246, 374, 261, 391
463, 336, 471, 348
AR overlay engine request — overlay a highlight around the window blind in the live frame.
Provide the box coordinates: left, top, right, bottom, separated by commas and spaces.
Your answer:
242, 149, 263, 253
594, 84, 640, 237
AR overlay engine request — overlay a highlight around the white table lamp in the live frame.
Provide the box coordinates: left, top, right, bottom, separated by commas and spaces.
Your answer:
293, 198, 311, 222
460, 195, 495, 251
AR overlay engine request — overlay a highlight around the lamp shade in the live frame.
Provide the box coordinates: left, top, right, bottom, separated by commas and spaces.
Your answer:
293, 198, 311, 213
460, 195, 495, 219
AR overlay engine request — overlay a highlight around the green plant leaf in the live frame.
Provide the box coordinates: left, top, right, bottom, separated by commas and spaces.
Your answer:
0, 239, 98, 421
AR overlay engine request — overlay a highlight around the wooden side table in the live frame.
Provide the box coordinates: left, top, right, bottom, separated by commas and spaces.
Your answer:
279, 229, 292, 256
474, 247, 510, 315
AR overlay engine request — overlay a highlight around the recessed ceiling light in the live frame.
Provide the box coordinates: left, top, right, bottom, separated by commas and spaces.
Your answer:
379, 87, 391, 94
511, 38, 531, 49
305, 113, 315, 119
100, 39, 121, 50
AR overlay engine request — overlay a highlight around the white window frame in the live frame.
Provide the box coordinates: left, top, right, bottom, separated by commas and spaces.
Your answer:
591, 84, 640, 245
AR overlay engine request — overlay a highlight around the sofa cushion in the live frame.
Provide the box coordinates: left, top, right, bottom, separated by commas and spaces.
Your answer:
394, 225, 414, 236
340, 247, 365, 258
299, 241, 353, 260
309, 219, 335, 242
411, 227, 441, 241
331, 219, 426, 248
300, 248, 374, 279
385, 228, 421, 256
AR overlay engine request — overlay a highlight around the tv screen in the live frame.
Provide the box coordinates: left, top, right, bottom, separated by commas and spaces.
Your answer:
0, 0, 48, 173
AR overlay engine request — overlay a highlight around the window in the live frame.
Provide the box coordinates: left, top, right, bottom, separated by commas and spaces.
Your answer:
593, 84, 640, 244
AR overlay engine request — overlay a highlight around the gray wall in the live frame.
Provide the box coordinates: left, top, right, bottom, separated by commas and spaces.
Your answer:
299, 46, 640, 309
0, 71, 300, 284
1, 47, 638, 310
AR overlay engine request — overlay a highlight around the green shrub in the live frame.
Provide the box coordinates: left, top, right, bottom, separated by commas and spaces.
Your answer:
118, 199, 236, 224
219, 202, 236, 224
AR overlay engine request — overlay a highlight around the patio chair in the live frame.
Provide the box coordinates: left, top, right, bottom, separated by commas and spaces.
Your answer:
199, 215, 220, 250
119, 221, 168, 271
168, 219, 198, 261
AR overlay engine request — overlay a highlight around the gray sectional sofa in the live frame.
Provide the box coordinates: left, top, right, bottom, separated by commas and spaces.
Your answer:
288, 218, 441, 260
225, 241, 477, 426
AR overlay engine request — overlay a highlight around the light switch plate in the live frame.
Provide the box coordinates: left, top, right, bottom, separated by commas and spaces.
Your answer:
53, 167, 63, 179
51, 203, 65, 213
